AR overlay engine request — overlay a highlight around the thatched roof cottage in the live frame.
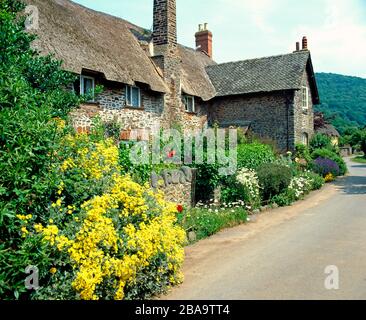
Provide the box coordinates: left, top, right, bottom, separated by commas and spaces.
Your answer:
25, 0, 320, 151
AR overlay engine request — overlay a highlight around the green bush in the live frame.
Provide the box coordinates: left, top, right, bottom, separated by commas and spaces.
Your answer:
304, 171, 325, 190
237, 143, 275, 170
257, 164, 293, 200
310, 133, 333, 152
0, 0, 81, 299
311, 148, 347, 175
295, 143, 312, 164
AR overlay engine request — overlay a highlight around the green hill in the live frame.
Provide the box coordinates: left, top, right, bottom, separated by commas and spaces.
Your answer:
314, 73, 366, 134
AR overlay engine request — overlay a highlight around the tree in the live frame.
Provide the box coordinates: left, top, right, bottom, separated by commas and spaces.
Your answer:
0, 0, 80, 299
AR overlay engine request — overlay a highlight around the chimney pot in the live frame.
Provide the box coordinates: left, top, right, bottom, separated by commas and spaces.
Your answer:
198, 24, 203, 31
204, 23, 208, 30
296, 42, 300, 51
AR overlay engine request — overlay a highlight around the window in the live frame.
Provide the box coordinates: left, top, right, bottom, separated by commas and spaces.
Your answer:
126, 85, 141, 108
182, 95, 195, 113
79, 75, 95, 101
302, 132, 309, 146
301, 86, 309, 110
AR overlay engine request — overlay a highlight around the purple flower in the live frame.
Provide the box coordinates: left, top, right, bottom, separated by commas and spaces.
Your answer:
312, 157, 340, 177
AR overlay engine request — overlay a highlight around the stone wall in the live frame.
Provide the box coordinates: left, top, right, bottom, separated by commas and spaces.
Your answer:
71, 79, 165, 132
151, 167, 196, 208
208, 91, 295, 151
293, 69, 315, 145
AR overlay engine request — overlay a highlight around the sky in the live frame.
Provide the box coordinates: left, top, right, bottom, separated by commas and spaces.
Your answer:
73, 0, 366, 78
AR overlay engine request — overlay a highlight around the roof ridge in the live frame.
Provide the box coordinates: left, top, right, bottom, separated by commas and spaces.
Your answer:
208, 51, 310, 68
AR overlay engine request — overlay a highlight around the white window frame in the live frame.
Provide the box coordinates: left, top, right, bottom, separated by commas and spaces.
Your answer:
80, 75, 95, 101
183, 95, 195, 113
301, 86, 309, 110
126, 85, 141, 108
302, 132, 309, 146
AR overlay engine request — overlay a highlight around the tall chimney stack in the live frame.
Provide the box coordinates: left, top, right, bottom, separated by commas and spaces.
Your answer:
195, 23, 213, 58
153, 0, 177, 48
302, 36, 308, 50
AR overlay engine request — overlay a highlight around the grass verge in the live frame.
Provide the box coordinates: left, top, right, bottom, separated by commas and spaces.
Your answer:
178, 205, 248, 243
352, 156, 366, 164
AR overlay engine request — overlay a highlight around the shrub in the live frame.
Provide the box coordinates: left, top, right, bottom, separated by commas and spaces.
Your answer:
312, 157, 340, 177
27, 133, 186, 300
221, 168, 261, 209
311, 148, 347, 175
303, 171, 325, 190
310, 133, 333, 152
237, 143, 276, 170
295, 144, 312, 165
0, 0, 82, 299
257, 164, 293, 200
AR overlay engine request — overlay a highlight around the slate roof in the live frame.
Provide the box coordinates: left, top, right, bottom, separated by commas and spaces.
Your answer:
206, 51, 319, 103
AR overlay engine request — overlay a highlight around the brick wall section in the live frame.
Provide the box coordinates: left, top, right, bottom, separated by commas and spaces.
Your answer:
293, 69, 315, 144
208, 91, 296, 151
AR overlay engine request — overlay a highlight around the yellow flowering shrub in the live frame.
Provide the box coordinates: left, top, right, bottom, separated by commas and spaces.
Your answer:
28, 133, 186, 300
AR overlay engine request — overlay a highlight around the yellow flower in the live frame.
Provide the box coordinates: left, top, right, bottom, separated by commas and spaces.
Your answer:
50, 267, 57, 274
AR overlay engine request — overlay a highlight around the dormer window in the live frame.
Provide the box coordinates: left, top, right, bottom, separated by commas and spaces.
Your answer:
182, 95, 195, 113
301, 86, 309, 110
126, 85, 141, 108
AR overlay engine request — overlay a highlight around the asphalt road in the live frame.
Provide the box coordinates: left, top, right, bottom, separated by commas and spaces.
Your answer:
164, 158, 366, 300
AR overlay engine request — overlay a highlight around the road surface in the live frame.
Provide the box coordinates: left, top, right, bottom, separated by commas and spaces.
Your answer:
164, 158, 366, 300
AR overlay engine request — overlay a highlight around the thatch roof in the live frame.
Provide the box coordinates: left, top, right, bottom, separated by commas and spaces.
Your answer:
316, 124, 340, 137
24, 0, 168, 93
178, 45, 217, 101
206, 51, 320, 103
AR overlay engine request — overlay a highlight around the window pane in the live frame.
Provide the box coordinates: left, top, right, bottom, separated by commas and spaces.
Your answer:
132, 87, 140, 107
126, 86, 131, 105
84, 78, 93, 94
187, 97, 193, 112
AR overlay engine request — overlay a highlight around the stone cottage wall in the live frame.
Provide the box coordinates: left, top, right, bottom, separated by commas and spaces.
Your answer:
71, 80, 165, 132
208, 91, 295, 151
71, 77, 207, 134
293, 69, 315, 144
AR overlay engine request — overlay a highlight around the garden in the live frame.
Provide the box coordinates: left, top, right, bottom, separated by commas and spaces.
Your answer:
0, 0, 348, 300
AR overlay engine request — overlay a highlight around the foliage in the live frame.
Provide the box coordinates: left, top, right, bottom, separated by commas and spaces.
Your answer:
179, 202, 248, 242
0, 0, 82, 299
271, 171, 324, 207
315, 73, 366, 133
237, 143, 276, 170
257, 164, 293, 200
28, 133, 186, 300
220, 168, 261, 209
311, 148, 347, 175
311, 157, 340, 177
309, 134, 333, 152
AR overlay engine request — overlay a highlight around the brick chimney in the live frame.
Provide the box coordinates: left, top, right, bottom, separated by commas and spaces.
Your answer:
153, 0, 177, 48
302, 36, 308, 50
195, 23, 213, 58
